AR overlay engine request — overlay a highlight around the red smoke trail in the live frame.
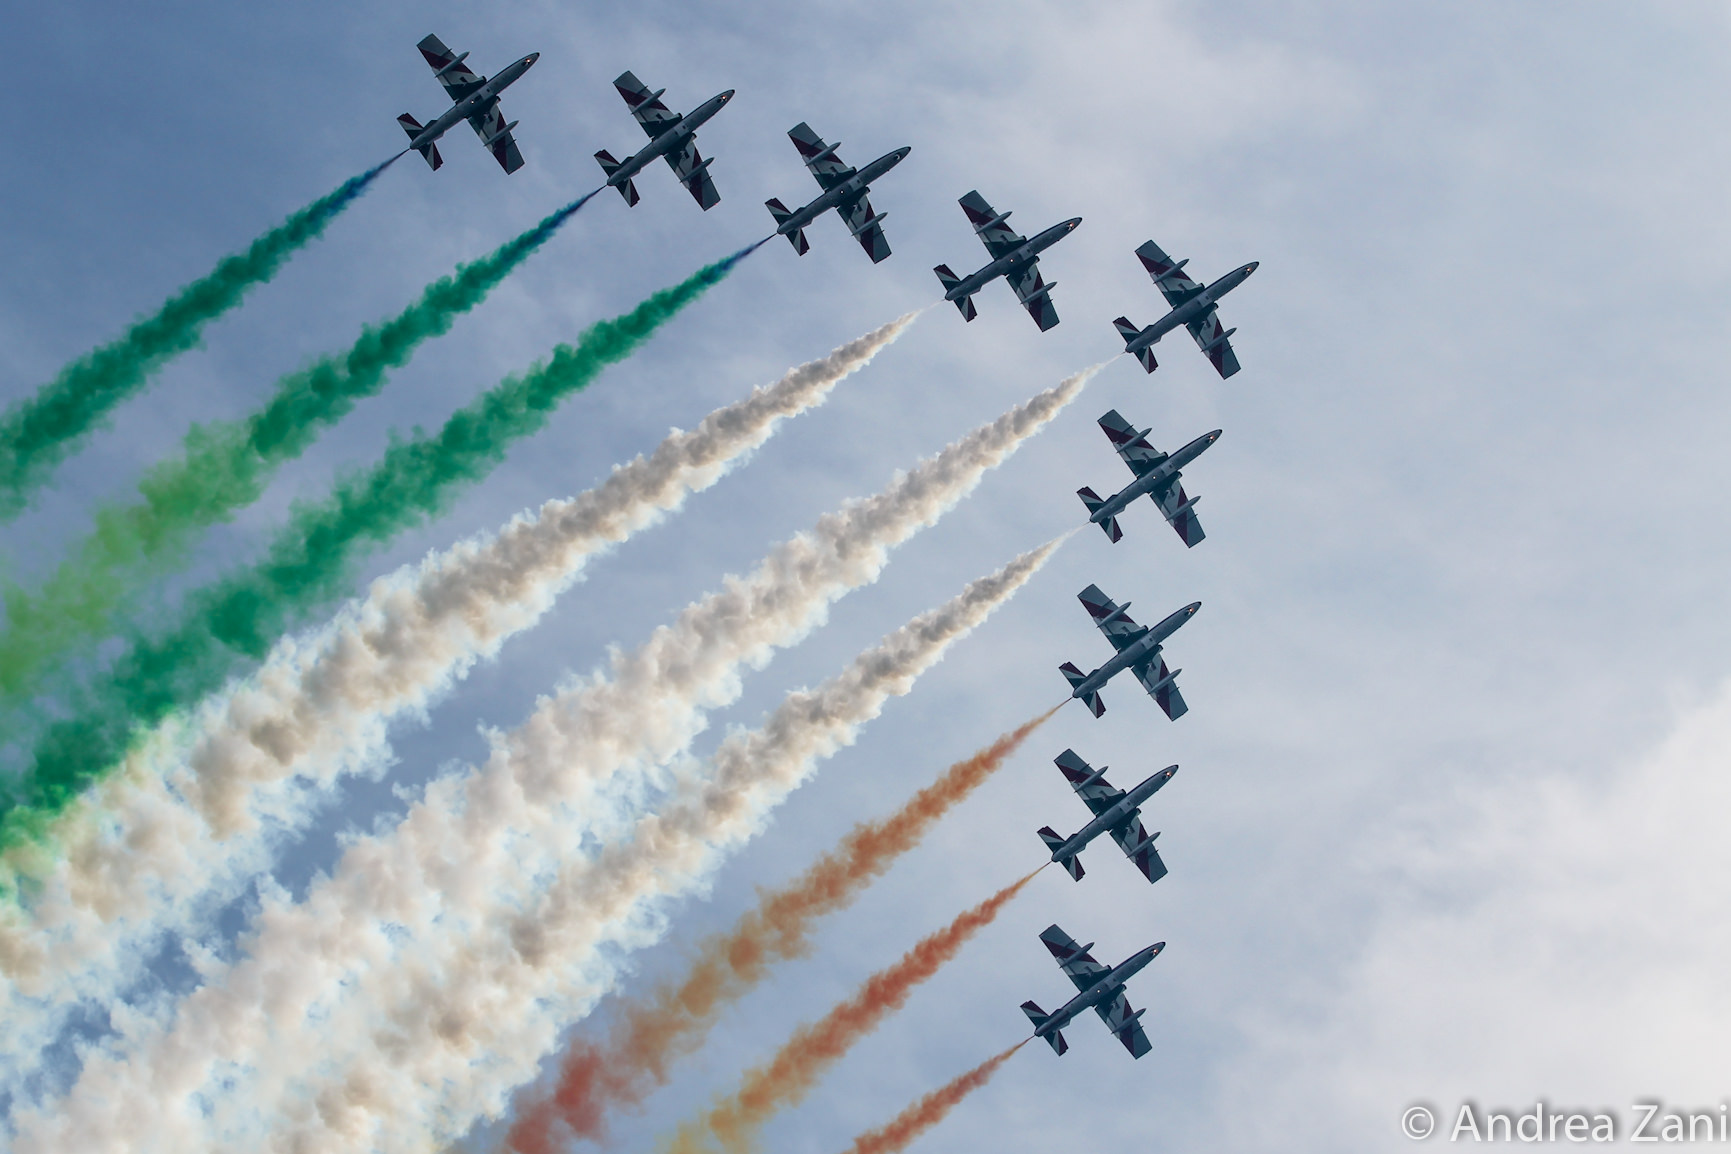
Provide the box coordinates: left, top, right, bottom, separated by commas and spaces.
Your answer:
673, 870, 1042, 1154
502, 709, 1056, 1153
839, 1042, 1028, 1154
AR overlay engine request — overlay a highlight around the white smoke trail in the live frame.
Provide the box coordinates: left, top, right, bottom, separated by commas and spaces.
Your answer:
0, 315, 919, 1094
8, 366, 1095, 1154
285, 539, 1065, 1154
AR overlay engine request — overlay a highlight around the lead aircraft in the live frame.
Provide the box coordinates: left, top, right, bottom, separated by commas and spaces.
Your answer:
396, 34, 539, 173
1037, 749, 1175, 883
594, 72, 733, 210
933, 192, 1080, 331
1059, 585, 1198, 720
1077, 409, 1220, 546
765, 123, 909, 263
1113, 239, 1258, 378
1021, 924, 1162, 1058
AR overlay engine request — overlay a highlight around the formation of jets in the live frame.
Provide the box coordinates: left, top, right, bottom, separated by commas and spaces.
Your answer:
389, 32, 1265, 1069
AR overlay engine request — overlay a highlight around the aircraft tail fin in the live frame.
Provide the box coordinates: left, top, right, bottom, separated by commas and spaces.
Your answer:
595, 150, 640, 205
933, 265, 978, 321
1076, 487, 1122, 543
1037, 828, 1086, 881
1114, 317, 1157, 372
397, 114, 443, 170
1020, 1001, 1069, 1055
1059, 661, 1104, 718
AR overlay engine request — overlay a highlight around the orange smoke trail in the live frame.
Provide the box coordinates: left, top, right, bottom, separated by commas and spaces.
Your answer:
839, 1042, 1028, 1154
672, 869, 1042, 1154
502, 709, 1056, 1153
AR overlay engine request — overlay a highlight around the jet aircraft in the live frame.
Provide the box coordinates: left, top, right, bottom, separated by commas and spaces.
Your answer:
1077, 409, 1220, 546
1059, 585, 1198, 720
1113, 239, 1258, 378
396, 35, 539, 174
765, 124, 909, 263
594, 72, 733, 210
1038, 749, 1175, 883
1021, 924, 1162, 1058
932, 192, 1080, 331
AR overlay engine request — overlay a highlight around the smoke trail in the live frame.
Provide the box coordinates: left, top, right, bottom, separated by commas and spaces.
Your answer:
0, 159, 398, 519
0, 189, 600, 701
667, 872, 1041, 1154
0, 315, 918, 1082
836, 1043, 1027, 1154
8, 374, 1089, 1153
0, 249, 750, 862
504, 707, 1056, 1151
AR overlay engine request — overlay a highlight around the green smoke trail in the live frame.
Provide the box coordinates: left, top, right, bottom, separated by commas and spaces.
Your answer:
0, 245, 754, 862
0, 158, 400, 520
0, 189, 600, 703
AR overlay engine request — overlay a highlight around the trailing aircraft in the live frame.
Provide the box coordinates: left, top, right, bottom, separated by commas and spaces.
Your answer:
396, 34, 539, 173
1059, 585, 1198, 720
765, 123, 909, 263
1077, 409, 1220, 546
595, 72, 734, 209
1037, 749, 1174, 883
932, 191, 1080, 331
1113, 239, 1258, 378
1020, 924, 1162, 1058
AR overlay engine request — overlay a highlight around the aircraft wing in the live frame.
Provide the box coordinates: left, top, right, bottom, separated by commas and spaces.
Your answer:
1187, 310, 1242, 379
664, 137, 721, 210
1053, 748, 1124, 817
1097, 410, 1168, 478
614, 70, 682, 138
1007, 263, 1060, 332
1135, 239, 1205, 308
789, 122, 856, 190
418, 35, 487, 102
1078, 584, 1147, 654
1133, 657, 1188, 721
1094, 988, 1153, 1059
1039, 924, 1113, 993
468, 104, 525, 174
1151, 478, 1205, 547
1109, 817, 1169, 884
959, 191, 1026, 259
840, 195, 892, 264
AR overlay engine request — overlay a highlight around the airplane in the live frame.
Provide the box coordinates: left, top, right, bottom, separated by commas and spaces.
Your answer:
396, 35, 539, 174
764, 124, 910, 263
1059, 585, 1198, 720
932, 192, 1080, 331
1112, 239, 1258, 378
594, 72, 734, 210
1020, 924, 1163, 1058
1038, 749, 1175, 883
1077, 410, 1221, 546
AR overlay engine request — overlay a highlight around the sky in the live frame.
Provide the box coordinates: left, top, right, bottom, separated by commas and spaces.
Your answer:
4, 1, 1731, 1150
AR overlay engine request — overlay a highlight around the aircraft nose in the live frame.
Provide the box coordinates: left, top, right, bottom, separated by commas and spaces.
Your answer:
1067, 217, 1082, 230
1245, 261, 1259, 273
719, 89, 736, 103
526, 52, 540, 64
1187, 602, 1201, 614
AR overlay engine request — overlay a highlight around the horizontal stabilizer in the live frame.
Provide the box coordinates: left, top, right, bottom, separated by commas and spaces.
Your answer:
1112, 316, 1139, 344
1020, 1001, 1069, 1055
955, 295, 977, 322
397, 114, 444, 171
594, 148, 623, 177
765, 196, 794, 225
1135, 345, 1157, 373
784, 228, 810, 255
1060, 661, 1105, 718
1037, 826, 1066, 853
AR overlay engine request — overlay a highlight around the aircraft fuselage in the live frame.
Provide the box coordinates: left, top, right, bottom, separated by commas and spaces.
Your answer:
945, 217, 1082, 302
606, 90, 735, 186
1127, 262, 1259, 351
1049, 767, 1177, 864
1071, 602, 1199, 700
1033, 944, 1163, 1039
776, 147, 911, 235
410, 53, 539, 150
1087, 430, 1221, 527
